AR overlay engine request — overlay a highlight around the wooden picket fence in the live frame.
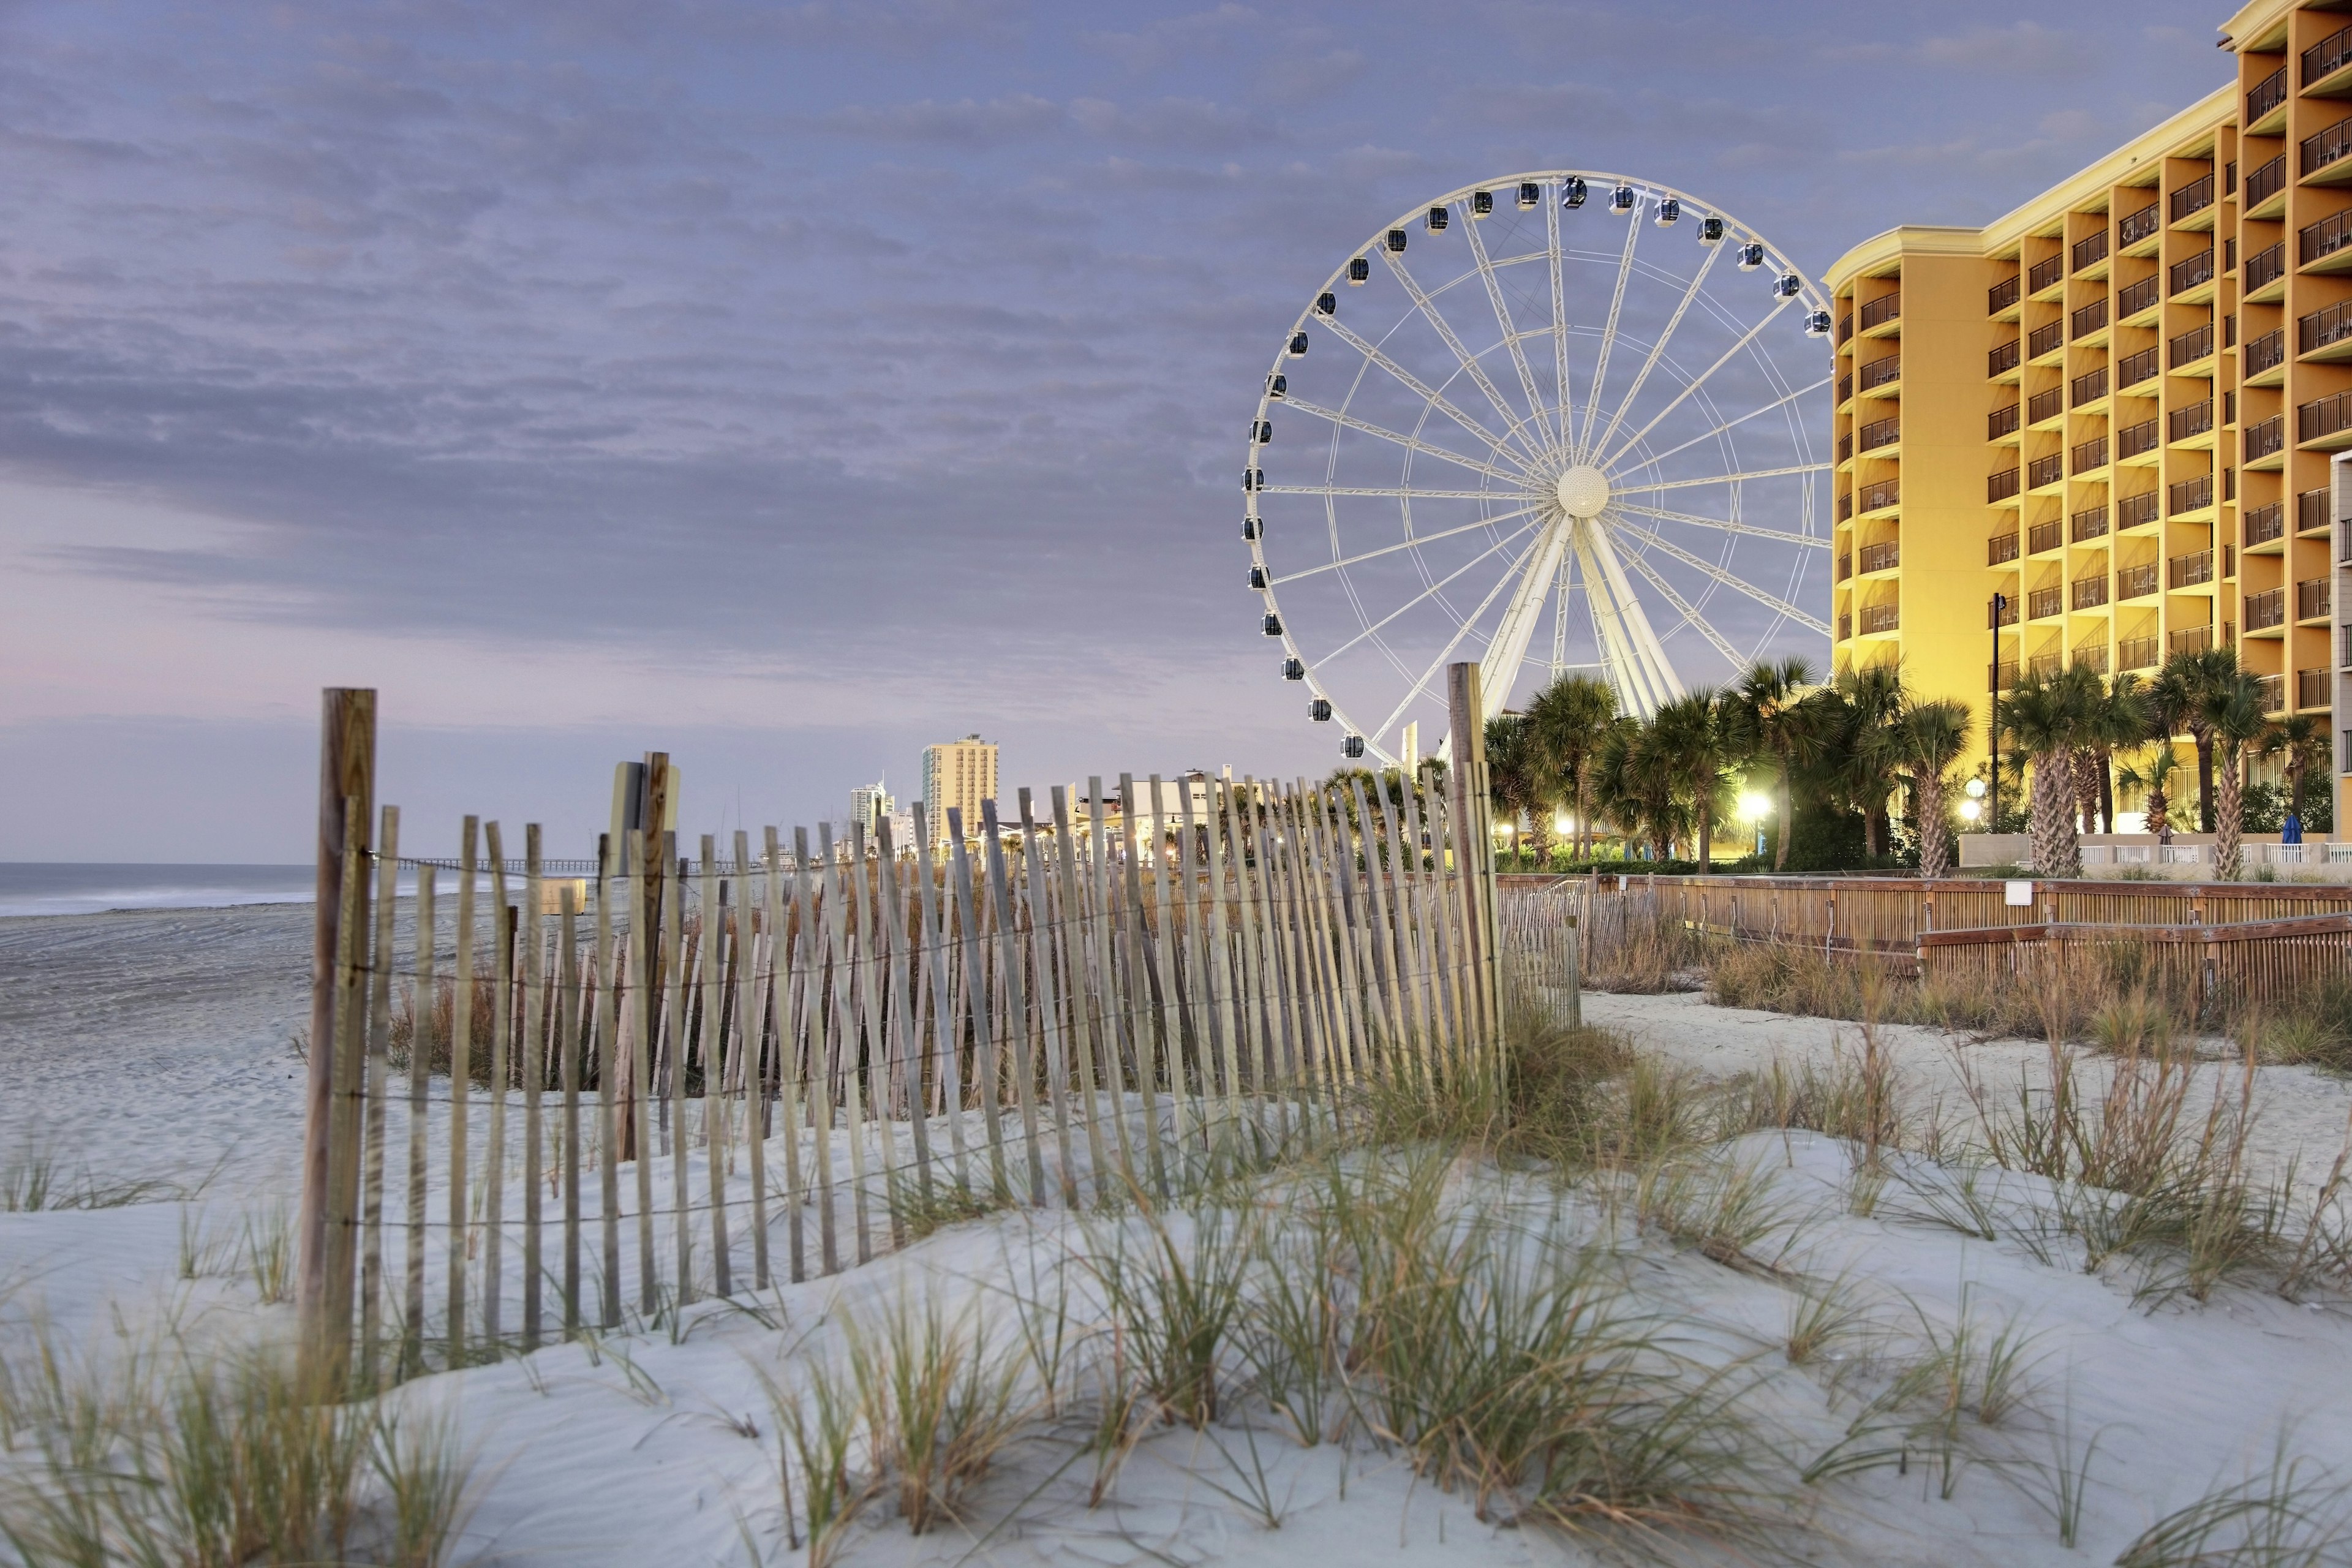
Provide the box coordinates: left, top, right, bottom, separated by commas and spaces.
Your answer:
294, 679, 1504, 1384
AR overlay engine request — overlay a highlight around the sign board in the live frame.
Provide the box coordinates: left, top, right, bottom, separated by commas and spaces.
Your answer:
2004, 880, 2036, 907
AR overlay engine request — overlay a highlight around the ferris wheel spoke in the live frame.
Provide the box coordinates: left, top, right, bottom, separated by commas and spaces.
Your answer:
1617, 462, 1830, 494
1621, 552, 1746, 667
1576, 205, 1643, 456
1615, 375, 1832, 473
1588, 238, 1725, 460
1608, 517, 1829, 634
1270, 505, 1542, 585
1611, 502, 1828, 548
1378, 249, 1544, 462
1368, 529, 1555, 741
1261, 485, 1511, 500
1599, 296, 1796, 469
1545, 190, 1572, 447
1281, 398, 1525, 484
1314, 520, 1539, 665
1319, 315, 1521, 462
1460, 215, 1551, 439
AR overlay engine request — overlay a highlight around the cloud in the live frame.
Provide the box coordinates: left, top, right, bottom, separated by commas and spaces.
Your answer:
819, 92, 1061, 145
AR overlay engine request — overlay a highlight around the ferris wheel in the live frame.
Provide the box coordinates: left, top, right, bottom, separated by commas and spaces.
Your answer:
1244, 172, 1834, 764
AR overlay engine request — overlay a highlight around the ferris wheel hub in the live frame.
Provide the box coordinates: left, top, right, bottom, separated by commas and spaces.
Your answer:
1553, 465, 1611, 520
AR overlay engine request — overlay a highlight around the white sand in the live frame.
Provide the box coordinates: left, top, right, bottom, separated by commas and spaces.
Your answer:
6, 911, 2352, 1565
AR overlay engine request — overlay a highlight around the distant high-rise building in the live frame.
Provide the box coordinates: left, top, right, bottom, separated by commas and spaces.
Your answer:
922, 734, 998, 842
849, 779, 893, 840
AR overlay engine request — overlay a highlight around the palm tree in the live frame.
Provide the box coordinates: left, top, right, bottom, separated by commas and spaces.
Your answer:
1894, 698, 1974, 878
1523, 674, 1618, 861
1831, 663, 1907, 857
1596, 717, 1680, 860
2199, 670, 2268, 880
1728, 656, 1825, 872
2260, 711, 2329, 829
1481, 714, 1548, 867
2115, 744, 2184, 845
1999, 666, 2098, 876
1648, 688, 1740, 865
2076, 671, 2150, 834
2150, 646, 2237, 832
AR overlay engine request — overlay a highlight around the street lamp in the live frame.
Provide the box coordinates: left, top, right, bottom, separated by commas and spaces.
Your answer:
1737, 790, 1770, 857
1959, 797, 1984, 824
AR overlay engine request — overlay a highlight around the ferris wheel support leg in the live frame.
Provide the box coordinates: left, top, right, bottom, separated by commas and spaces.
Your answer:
1587, 524, 1684, 708
1475, 519, 1570, 722
1569, 526, 1663, 719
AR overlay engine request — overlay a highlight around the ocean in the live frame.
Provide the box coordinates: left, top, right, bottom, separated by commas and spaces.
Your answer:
0, 863, 323, 918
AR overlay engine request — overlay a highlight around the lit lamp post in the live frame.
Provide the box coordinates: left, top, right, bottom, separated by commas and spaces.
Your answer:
1496, 820, 1515, 867
1738, 791, 1770, 859
1961, 776, 1986, 831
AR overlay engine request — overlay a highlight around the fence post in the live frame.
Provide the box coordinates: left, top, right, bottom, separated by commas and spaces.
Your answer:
298, 688, 374, 1379
1446, 663, 1501, 1051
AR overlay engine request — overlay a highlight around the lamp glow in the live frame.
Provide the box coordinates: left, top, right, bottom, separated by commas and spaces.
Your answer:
1959, 798, 1984, 823
1964, 778, 1988, 800
1737, 792, 1770, 823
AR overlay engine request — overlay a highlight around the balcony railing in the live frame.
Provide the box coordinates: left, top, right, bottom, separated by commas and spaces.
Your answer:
2301, 486, 2331, 532
2071, 366, 2109, 407
1836, 491, 1852, 522
2029, 321, 2065, 358
1859, 354, 1901, 391
2071, 575, 2109, 611
2246, 586, 2286, 630
1858, 540, 1899, 574
2114, 346, 2158, 391
1838, 432, 1853, 464
2027, 586, 2064, 620
2305, 115, 2352, 178
2170, 549, 2215, 589
1988, 532, 2020, 565
2247, 242, 2288, 293
2029, 519, 2064, 555
2071, 298, 2108, 339
1838, 612, 1850, 642
2072, 434, 2109, 473
2247, 415, 2287, 463
2247, 328, 2288, 377
1838, 314, 1853, 345
2299, 390, 2352, 445
2169, 172, 2215, 223
1858, 601, 1899, 635
2072, 229, 2109, 272
2170, 474, 2215, 514
2169, 322, 2215, 367
1838, 372, 1852, 404
2169, 401, 2215, 442
2119, 562, 2160, 599
1858, 415, 1899, 453
2259, 673, 2287, 714
2169, 249, 2215, 295
2075, 646, 2110, 675
2247, 500, 2286, 545
2302, 299, 2352, 357
2119, 633, 2160, 670
2302, 578, 2334, 621
2252, 64, 2291, 121
1988, 274, 2021, 315
1989, 466, 2021, 503
2028, 387, 2064, 424
1989, 338, 2022, 376
1988, 596, 2019, 627
2119, 489, 2160, 528
1988, 660, 2018, 690
2171, 625, 2216, 656
1858, 291, 1901, 331
2028, 653, 2062, 679
2248, 151, 2290, 209
2028, 454, 2064, 489
2119, 203, 2162, 249
2305, 209, 2352, 268
1989, 402, 2021, 440
1854, 480, 1896, 515
2118, 418, 2160, 461
2300, 668, 2329, 711
2119, 279, 2163, 323
2071, 503, 2110, 541
1837, 552, 1851, 582
2029, 254, 2064, 293
2308, 21, 2352, 85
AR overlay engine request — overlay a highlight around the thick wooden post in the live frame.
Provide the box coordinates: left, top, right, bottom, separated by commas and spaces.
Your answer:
298, 687, 375, 1370
1446, 664, 1500, 1052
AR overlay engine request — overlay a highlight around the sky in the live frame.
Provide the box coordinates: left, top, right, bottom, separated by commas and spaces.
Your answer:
0, 0, 2226, 860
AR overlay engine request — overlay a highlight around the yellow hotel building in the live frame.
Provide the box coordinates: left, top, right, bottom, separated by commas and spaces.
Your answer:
1825, 0, 2352, 824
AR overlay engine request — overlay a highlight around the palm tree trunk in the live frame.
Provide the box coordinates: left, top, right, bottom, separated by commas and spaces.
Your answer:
1773, 748, 1794, 872
2146, 778, 2172, 845
2073, 747, 2099, 838
2029, 750, 2081, 876
2216, 746, 2245, 881
1916, 771, 1950, 878
1697, 803, 1713, 867
2098, 751, 2116, 835
2195, 730, 2215, 832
